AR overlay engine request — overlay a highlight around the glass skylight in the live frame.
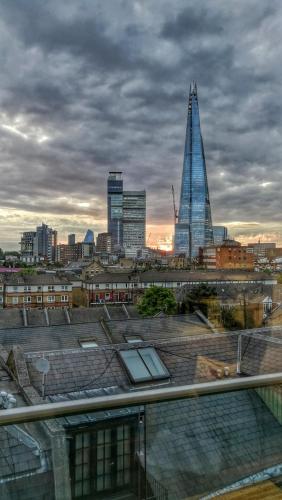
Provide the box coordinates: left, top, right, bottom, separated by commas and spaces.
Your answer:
119, 347, 169, 383
80, 340, 98, 349
124, 335, 143, 344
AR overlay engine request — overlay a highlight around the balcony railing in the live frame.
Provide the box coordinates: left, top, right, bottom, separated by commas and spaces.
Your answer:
0, 373, 282, 499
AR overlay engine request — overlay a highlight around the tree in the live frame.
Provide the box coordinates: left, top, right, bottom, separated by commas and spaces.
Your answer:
0, 248, 4, 260
180, 284, 218, 315
137, 286, 177, 317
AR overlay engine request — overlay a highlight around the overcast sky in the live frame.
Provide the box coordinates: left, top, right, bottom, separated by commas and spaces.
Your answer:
0, 0, 281, 250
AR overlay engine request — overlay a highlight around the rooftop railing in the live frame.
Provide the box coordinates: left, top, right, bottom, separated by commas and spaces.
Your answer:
1, 373, 282, 499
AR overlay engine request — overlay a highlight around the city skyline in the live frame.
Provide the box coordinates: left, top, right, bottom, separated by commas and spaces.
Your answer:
0, 1, 282, 250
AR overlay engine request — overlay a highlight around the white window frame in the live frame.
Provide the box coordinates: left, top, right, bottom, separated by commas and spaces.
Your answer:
23, 296, 32, 303
47, 295, 55, 303
61, 295, 69, 302
12, 297, 19, 305
36, 296, 42, 303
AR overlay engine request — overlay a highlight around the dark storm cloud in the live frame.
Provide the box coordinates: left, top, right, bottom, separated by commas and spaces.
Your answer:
0, 0, 281, 247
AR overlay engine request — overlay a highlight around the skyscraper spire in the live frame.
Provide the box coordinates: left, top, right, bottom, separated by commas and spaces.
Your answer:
174, 82, 213, 258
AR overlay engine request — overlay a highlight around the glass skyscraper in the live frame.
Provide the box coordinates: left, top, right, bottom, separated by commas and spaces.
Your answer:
174, 82, 213, 258
107, 172, 123, 248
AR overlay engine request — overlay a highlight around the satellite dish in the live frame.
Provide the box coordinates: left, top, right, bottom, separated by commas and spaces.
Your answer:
35, 358, 50, 375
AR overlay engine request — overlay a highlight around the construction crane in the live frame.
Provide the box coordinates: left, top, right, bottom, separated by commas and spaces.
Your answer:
171, 185, 178, 224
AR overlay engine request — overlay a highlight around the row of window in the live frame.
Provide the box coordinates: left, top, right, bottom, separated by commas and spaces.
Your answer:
11, 295, 69, 304
10, 285, 69, 292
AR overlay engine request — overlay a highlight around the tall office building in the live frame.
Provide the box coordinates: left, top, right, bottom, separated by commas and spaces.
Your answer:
174, 82, 213, 258
107, 172, 146, 257
68, 234, 76, 245
123, 191, 146, 257
213, 226, 228, 245
96, 232, 112, 253
84, 229, 94, 244
107, 172, 123, 248
20, 223, 57, 262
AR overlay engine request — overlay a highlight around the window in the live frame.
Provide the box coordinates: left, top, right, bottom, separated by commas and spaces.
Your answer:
119, 347, 169, 383
95, 284, 100, 289
37, 286, 42, 291
36, 296, 42, 303
124, 335, 143, 344
48, 285, 55, 291
24, 286, 31, 292
61, 285, 68, 290
13, 286, 18, 291
106, 283, 110, 289
70, 420, 135, 498
23, 296, 31, 303
12, 297, 18, 305
47, 295, 55, 303
79, 339, 98, 348
61, 295, 69, 302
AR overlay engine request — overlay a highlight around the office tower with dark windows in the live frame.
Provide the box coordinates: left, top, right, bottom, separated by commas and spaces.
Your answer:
68, 233, 76, 245
213, 226, 228, 245
21, 223, 57, 262
174, 82, 213, 258
96, 232, 112, 253
107, 172, 123, 248
35, 223, 57, 262
123, 191, 146, 257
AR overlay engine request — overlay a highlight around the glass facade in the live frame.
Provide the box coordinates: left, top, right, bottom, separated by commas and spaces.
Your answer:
123, 191, 146, 257
83, 229, 94, 244
213, 225, 228, 245
175, 82, 213, 258
107, 172, 124, 248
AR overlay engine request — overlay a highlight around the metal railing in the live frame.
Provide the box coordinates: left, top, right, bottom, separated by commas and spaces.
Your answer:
0, 372, 282, 426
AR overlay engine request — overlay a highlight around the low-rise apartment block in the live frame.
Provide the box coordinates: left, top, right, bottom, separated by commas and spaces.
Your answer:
82, 270, 275, 305
202, 239, 255, 271
4, 274, 72, 309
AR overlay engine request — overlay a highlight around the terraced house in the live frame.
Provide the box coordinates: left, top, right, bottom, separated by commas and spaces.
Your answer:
4, 274, 72, 309
82, 270, 277, 305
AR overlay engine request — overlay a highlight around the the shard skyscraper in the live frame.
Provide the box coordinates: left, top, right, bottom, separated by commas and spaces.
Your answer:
174, 82, 213, 258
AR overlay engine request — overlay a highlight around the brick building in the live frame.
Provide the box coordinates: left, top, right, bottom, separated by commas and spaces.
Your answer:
56, 242, 94, 264
202, 239, 254, 271
82, 270, 274, 305
4, 274, 72, 309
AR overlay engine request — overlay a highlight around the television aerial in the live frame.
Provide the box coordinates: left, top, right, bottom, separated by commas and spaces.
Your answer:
35, 357, 50, 399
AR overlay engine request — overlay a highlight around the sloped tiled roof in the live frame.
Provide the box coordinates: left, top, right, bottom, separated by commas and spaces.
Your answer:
25, 334, 239, 395
105, 313, 211, 343
0, 322, 109, 352
146, 390, 282, 498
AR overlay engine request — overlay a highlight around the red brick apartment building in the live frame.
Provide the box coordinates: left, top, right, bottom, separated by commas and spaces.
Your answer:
4, 274, 72, 309
202, 240, 254, 271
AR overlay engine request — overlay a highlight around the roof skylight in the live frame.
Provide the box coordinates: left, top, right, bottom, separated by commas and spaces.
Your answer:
119, 347, 169, 383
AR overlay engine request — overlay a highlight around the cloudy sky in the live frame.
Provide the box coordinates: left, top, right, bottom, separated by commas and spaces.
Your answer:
0, 0, 281, 250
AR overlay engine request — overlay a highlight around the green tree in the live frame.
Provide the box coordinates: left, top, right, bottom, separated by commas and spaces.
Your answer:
20, 267, 37, 276
137, 286, 177, 317
221, 307, 242, 330
180, 284, 218, 315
